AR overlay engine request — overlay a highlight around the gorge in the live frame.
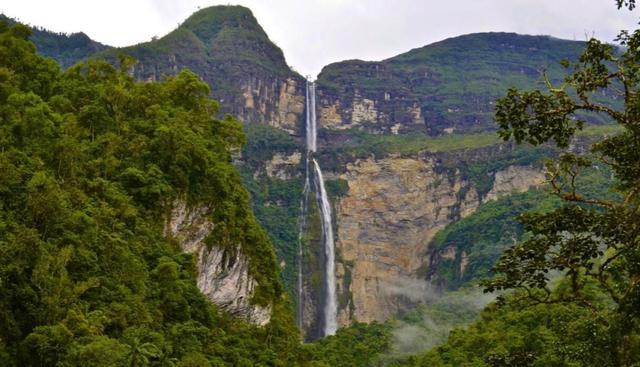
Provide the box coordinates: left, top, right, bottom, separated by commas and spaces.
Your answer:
1, 4, 614, 344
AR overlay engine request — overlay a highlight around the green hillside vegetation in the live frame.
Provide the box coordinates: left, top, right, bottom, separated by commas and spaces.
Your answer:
397, 26, 640, 366
94, 5, 298, 113
392, 294, 620, 366
317, 124, 619, 172
0, 22, 312, 366
237, 123, 304, 292
113, 5, 291, 76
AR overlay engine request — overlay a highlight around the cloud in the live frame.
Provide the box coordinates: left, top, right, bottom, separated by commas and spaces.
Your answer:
387, 288, 497, 359
379, 276, 438, 303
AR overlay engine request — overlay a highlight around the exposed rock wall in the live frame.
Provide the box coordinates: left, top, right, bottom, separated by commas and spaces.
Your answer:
485, 165, 546, 202
132, 60, 306, 135
333, 156, 545, 324
114, 6, 308, 136
315, 33, 588, 136
239, 76, 306, 134
263, 151, 302, 179
165, 201, 271, 325
316, 85, 423, 134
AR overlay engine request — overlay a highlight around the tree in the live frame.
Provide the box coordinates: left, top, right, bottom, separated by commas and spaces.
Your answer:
0, 20, 302, 366
484, 10, 640, 365
617, 0, 636, 10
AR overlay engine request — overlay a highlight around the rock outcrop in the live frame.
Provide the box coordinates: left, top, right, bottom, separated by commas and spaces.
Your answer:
484, 165, 546, 202
333, 155, 545, 324
262, 151, 302, 179
165, 201, 271, 325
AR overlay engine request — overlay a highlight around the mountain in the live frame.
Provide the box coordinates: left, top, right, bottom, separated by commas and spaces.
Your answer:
99, 5, 306, 134
0, 13, 110, 68
315, 32, 590, 136
0, 22, 312, 365
1, 6, 613, 342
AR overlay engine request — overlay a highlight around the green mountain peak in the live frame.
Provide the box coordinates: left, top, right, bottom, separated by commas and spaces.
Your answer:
181, 5, 267, 44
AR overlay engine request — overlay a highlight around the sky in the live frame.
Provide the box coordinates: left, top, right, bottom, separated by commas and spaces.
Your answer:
1, 0, 638, 77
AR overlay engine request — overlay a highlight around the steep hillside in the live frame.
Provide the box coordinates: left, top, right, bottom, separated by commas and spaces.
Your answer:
315, 33, 598, 136
101, 6, 306, 134
0, 23, 306, 365
0, 14, 111, 68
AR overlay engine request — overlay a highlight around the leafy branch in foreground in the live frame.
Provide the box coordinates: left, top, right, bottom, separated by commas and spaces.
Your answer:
485, 26, 640, 364
617, 0, 637, 10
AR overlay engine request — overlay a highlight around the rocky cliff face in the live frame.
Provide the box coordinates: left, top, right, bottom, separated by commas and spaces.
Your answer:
316, 33, 588, 136
316, 75, 424, 135
332, 154, 545, 324
165, 201, 271, 325
484, 165, 546, 203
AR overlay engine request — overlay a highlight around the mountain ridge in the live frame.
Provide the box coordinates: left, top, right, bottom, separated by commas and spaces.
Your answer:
315, 32, 590, 136
0, 13, 111, 68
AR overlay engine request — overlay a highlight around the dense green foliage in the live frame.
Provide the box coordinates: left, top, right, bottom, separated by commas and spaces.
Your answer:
0, 22, 313, 366
431, 162, 616, 290
486, 26, 640, 363
316, 125, 617, 173
394, 292, 619, 366
430, 189, 556, 289
310, 322, 392, 367
398, 14, 640, 367
238, 123, 304, 293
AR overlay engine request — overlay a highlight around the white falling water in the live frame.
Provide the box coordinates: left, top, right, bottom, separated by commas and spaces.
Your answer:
298, 80, 337, 336
306, 81, 317, 153
296, 82, 312, 328
312, 158, 338, 336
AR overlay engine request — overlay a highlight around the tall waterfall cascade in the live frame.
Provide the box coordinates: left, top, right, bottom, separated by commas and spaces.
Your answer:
297, 80, 337, 337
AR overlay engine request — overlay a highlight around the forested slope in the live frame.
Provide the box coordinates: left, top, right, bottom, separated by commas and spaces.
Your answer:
0, 22, 307, 366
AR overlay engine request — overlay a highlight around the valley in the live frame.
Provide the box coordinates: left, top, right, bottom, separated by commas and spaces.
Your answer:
0, 3, 634, 366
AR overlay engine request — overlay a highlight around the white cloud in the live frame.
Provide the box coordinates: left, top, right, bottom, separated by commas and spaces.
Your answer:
1, 0, 638, 77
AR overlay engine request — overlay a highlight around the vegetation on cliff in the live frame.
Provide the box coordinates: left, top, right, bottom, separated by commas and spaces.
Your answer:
4, 2, 640, 366
0, 22, 309, 366
239, 123, 304, 291
97, 5, 302, 125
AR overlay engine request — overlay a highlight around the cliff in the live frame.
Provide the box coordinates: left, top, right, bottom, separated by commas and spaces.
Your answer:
9, 7, 614, 339
315, 33, 592, 136
165, 201, 272, 325
330, 148, 546, 324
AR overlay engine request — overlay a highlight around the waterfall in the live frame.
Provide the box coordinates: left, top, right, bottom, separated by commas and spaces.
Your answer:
312, 158, 338, 336
297, 80, 337, 337
306, 81, 317, 153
